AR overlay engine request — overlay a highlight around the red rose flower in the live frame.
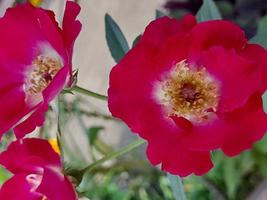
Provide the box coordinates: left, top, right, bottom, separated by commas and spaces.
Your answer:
0, 138, 77, 200
0, 1, 81, 139
108, 15, 267, 176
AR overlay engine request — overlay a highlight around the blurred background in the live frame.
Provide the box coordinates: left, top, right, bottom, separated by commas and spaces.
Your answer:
1, 0, 267, 199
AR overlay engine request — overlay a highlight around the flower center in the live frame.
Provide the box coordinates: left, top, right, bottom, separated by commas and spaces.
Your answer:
26, 55, 61, 96
158, 60, 219, 123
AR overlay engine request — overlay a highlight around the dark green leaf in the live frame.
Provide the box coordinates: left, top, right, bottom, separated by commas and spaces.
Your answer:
156, 10, 166, 19
132, 34, 142, 48
87, 126, 104, 145
256, 154, 267, 178
196, 0, 222, 22
105, 14, 129, 63
15, 0, 26, 4
250, 15, 267, 48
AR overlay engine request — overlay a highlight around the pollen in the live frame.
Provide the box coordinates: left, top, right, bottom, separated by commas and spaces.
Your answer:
160, 60, 220, 123
26, 55, 61, 96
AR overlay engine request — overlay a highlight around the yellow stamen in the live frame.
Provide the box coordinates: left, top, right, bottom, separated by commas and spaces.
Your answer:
26, 55, 61, 96
159, 60, 220, 123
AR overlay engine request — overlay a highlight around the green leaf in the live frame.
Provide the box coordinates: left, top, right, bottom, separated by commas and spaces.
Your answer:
87, 126, 104, 145
105, 14, 129, 63
167, 173, 187, 200
223, 159, 241, 199
256, 154, 267, 178
250, 15, 267, 48
156, 10, 166, 19
239, 152, 255, 174
77, 172, 92, 193
254, 134, 267, 154
262, 91, 267, 113
0, 165, 12, 185
196, 0, 222, 22
132, 34, 142, 48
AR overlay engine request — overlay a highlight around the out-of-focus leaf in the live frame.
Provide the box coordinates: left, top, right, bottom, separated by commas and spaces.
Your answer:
105, 14, 129, 63
87, 126, 104, 145
254, 134, 267, 154
216, 1, 233, 16
167, 173, 187, 200
132, 34, 142, 48
77, 172, 92, 193
170, 10, 188, 20
159, 176, 174, 199
239, 152, 255, 174
184, 176, 212, 200
262, 91, 267, 113
257, 155, 267, 178
223, 159, 241, 200
0, 165, 12, 185
250, 15, 267, 48
196, 0, 222, 22
156, 10, 166, 19
15, 0, 25, 4
80, 170, 127, 200
61, 89, 74, 95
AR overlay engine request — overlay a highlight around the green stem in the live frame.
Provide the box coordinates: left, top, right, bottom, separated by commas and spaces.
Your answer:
72, 85, 108, 101
167, 173, 187, 200
80, 110, 118, 121
79, 139, 145, 173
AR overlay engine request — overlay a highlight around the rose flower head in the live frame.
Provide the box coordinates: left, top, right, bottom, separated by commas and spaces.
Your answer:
0, 138, 77, 200
108, 15, 267, 176
0, 1, 81, 139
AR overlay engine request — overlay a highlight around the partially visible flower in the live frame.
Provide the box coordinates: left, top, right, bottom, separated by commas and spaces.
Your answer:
0, 1, 81, 139
0, 138, 77, 200
49, 138, 60, 154
108, 15, 267, 176
29, 0, 42, 7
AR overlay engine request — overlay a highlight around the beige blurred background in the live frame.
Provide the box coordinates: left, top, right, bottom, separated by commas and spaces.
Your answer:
67, 0, 162, 161
74, 0, 162, 94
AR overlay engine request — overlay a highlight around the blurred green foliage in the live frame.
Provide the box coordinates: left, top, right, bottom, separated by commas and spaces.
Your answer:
165, 0, 267, 38
63, 134, 267, 200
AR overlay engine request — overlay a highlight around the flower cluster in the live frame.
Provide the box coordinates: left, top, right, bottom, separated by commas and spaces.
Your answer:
108, 15, 267, 176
